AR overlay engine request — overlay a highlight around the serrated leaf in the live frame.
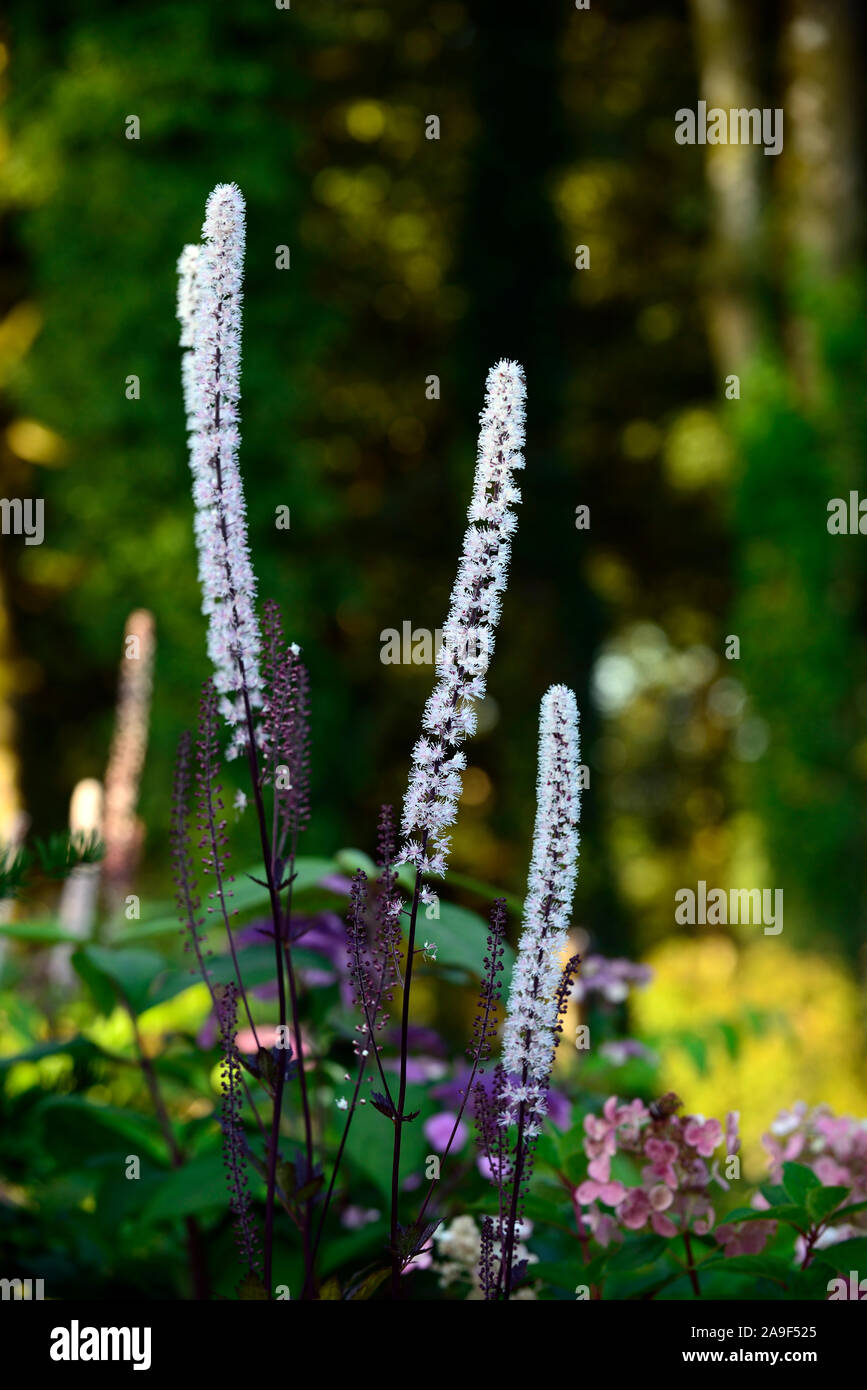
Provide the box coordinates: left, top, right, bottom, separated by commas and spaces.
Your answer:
827, 1199, 867, 1222
718, 1203, 802, 1226
704, 1254, 792, 1284
815, 1237, 867, 1273
607, 1234, 667, 1271
782, 1161, 822, 1205
142, 1152, 228, 1221
806, 1185, 850, 1224
759, 1183, 789, 1207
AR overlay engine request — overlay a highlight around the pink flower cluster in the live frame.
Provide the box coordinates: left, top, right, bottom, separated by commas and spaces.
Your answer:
762, 1103, 867, 1248
575, 1095, 739, 1245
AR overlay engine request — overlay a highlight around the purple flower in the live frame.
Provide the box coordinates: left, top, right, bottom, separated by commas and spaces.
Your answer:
425, 1112, 468, 1154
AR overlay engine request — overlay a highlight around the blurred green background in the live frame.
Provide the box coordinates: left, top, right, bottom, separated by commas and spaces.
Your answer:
1, 0, 867, 1151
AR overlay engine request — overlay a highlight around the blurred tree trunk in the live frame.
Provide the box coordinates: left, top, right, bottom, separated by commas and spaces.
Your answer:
688, 0, 762, 375
687, 0, 866, 954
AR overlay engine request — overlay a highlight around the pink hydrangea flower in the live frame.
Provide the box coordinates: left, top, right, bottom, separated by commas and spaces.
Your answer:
684, 1118, 722, 1158
577, 1094, 731, 1244
715, 1219, 777, 1257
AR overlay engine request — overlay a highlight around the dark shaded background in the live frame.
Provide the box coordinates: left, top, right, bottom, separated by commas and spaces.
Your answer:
1, 0, 866, 970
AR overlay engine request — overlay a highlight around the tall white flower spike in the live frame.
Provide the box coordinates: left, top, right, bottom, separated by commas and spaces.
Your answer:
177, 185, 262, 756
501, 684, 581, 1137
401, 359, 526, 877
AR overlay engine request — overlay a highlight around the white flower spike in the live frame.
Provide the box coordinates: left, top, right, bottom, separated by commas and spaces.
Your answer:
501, 684, 581, 1136
177, 184, 263, 757
401, 359, 526, 876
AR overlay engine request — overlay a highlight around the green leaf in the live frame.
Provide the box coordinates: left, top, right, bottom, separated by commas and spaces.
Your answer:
77, 946, 167, 1016
236, 1274, 269, 1300
533, 1132, 562, 1173
317, 1276, 341, 1300
0, 1035, 115, 1072
607, 1235, 667, 1271
759, 1182, 789, 1207
345, 1267, 390, 1300
815, 1237, 867, 1274
806, 1186, 850, 1224
533, 1254, 607, 1290
789, 1260, 839, 1300
703, 1254, 792, 1285
827, 1199, 867, 1222
147, 943, 321, 1012
35, 1097, 167, 1164
717, 1021, 739, 1060
720, 1206, 772, 1223
335, 847, 377, 877
138, 857, 341, 936
419, 900, 515, 986
344, 1083, 429, 1200
70, 950, 119, 1016
782, 1161, 822, 1205
720, 1203, 806, 1227
521, 1191, 569, 1226
0, 920, 84, 944
142, 1152, 229, 1221
428, 868, 524, 916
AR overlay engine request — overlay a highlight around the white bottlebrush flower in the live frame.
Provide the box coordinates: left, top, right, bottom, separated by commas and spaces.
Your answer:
177, 242, 201, 428
177, 184, 262, 757
501, 684, 581, 1136
400, 359, 526, 876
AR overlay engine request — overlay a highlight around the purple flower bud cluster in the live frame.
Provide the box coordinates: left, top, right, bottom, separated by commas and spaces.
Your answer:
171, 729, 211, 985
344, 818, 403, 1069
261, 599, 310, 845
195, 680, 235, 924
217, 982, 261, 1278
469, 898, 507, 1066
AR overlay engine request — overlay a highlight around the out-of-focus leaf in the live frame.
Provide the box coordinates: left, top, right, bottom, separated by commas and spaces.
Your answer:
0, 920, 84, 943
345, 1267, 389, 1300
806, 1186, 850, 1224
607, 1234, 667, 1271
816, 1237, 867, 1273
36, 1096, 167, 1164
417, 901, 515, 987
782, 1161, 822, 1205
236, 1274, 269, 1300
76, 946, 167, 1016
142, 1152, 228, 1221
